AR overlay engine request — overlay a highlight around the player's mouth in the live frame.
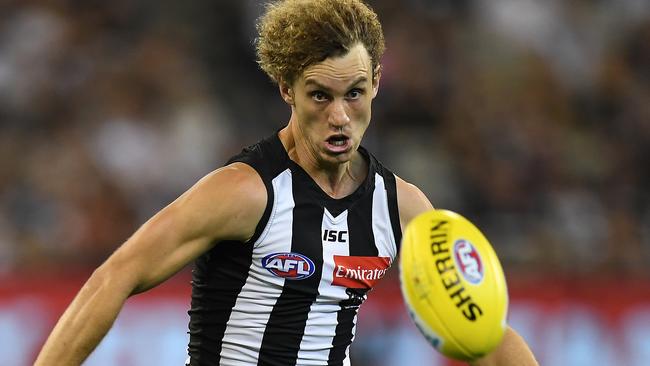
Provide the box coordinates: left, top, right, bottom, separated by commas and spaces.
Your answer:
325, 134, 351, 153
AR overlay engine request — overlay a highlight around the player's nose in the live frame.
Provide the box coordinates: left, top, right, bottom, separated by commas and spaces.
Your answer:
328, 100, 350, 128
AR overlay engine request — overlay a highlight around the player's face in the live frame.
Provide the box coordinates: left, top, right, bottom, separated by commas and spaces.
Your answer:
283, 43, 380, 166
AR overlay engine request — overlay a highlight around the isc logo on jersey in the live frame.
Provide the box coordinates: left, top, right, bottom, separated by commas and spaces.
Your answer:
262, 252, 315, 280
453, 239, 484, 285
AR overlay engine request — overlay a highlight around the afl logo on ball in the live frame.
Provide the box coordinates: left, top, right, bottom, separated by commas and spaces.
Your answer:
453, 239, 484, 285
262, 252, 315, 280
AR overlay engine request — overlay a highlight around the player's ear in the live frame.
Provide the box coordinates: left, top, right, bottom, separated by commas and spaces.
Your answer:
279, 79, 295, 106
371, 65, 381, 99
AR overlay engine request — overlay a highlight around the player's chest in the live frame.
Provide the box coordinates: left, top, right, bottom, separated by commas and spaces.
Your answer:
252, 203, 395, 294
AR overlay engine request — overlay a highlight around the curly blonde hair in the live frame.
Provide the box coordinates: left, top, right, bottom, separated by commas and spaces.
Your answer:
256, 0, 385, 85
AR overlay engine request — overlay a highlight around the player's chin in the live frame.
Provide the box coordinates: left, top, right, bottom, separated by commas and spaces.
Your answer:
321, 150, 354, 165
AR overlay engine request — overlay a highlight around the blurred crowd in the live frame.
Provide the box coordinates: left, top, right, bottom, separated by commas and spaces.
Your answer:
0, 0, 648, 278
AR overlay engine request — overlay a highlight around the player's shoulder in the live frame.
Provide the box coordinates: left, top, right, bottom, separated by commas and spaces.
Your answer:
395, 176, 434, 231
194, 162, 267, 209
176, 162, 267, 242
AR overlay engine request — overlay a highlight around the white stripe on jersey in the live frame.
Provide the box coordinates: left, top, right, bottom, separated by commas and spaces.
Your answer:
372, 173, 399, 260
219, 169, 294, 365
296, 208, 350, 365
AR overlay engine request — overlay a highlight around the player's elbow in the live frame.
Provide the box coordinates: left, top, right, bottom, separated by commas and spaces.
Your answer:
89, 257, 142, 300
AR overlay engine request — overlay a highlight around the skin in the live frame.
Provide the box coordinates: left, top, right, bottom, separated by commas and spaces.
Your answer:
34, 43, 537, 366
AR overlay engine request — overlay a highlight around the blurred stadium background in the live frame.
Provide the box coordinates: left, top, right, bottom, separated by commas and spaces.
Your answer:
1, 0, 649, 365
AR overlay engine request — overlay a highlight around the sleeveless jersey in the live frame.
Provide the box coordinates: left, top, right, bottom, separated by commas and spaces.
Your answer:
187, 133, 402, 366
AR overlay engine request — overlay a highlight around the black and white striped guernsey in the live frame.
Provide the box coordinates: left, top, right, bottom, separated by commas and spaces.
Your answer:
187, 132, 402, 366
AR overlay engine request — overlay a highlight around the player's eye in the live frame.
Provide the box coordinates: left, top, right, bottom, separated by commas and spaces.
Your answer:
346, 88, 364, 100
310, 91, 329, 102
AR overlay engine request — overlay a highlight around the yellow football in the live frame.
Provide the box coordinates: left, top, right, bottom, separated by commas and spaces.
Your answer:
399, 209, 508, 361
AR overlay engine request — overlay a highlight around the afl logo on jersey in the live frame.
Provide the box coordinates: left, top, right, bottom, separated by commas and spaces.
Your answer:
453, 239, 484, 285
262, 252, 316, 280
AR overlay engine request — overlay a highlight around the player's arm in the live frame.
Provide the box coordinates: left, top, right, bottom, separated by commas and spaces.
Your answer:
34, 162, 266, 366
469, 326, 538, 366
395, 177, 538, 366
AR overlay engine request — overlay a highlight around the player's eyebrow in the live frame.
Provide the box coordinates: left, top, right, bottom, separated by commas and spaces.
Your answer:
304, 76, 368, 92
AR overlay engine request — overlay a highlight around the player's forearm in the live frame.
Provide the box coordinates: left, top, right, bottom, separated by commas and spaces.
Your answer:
469, 327, 538, 366
34, 267, 134, 366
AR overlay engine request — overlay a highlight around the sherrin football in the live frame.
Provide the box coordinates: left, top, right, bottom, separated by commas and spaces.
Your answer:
399, 209, 508, 361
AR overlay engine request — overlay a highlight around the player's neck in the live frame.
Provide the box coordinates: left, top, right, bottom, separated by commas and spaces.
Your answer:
279, 126, 367, 199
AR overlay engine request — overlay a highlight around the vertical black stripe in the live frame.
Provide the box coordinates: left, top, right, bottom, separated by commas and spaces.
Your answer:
187, 241, 254, 365
382, 171, 402, 252
346, 189, 378, 257
257, 173, 324, 366
328, 308, 357, 366
328, 188, 377, 365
